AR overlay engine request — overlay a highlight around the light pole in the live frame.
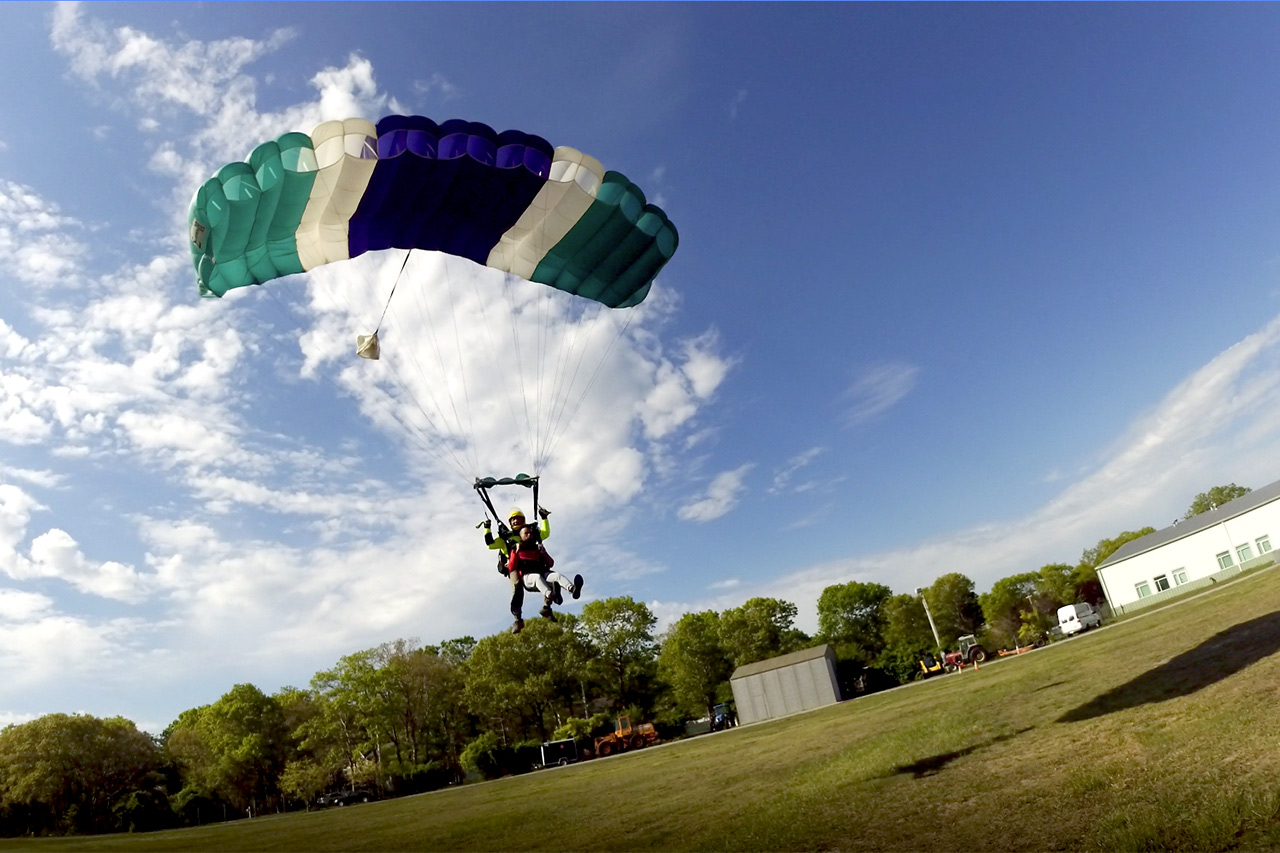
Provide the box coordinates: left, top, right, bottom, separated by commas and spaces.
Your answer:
916, 587, 944, 655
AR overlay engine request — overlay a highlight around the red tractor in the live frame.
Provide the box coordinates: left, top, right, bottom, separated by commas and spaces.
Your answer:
943, 635, 988, 671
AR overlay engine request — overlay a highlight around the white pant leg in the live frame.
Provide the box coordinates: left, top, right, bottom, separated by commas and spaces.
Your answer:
523, 572, 553, 600
544, 570, 573, 592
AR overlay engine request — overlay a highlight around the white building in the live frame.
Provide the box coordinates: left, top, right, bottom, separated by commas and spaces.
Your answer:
729, 644, 841, 725
1097, 479, 1280, 615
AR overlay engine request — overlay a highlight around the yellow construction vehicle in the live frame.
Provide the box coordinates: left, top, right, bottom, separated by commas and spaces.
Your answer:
593, 716, 660, 757
919, 651, 945, 678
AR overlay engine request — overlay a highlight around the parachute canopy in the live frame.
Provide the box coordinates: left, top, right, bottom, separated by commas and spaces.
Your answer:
188, 115, 678, 309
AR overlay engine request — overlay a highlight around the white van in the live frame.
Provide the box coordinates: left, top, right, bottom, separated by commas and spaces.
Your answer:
1058, 602, 1102, 636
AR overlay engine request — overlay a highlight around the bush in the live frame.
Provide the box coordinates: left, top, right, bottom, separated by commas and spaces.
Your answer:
389, 761, 452, 795
460, 735, 542, 780
459, 732, 504, 780
112, 788, 176, 833
552, 715, 604, 741
169, 785, 237, 827
872, 645, 928, 685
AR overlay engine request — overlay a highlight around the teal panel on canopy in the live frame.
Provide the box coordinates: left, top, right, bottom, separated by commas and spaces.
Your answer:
192, 132, 317, 297
530, 171, 677, 308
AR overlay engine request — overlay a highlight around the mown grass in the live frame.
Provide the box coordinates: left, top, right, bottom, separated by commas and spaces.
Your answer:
13, 568, 1280, 851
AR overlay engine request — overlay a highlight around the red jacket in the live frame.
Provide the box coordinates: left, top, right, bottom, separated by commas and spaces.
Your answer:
508, 544, 553, 576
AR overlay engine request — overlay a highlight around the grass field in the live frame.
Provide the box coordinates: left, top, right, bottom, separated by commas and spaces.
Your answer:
13, 568, 1280, 852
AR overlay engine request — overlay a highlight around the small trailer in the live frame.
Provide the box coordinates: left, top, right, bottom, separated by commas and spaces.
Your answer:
539, 738, 579, 768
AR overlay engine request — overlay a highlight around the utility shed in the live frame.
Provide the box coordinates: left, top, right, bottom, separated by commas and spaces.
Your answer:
729, 644, 840, 725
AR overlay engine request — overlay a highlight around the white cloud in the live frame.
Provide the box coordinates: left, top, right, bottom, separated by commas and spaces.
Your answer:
0, 318, 31, 359
50, 1, 392, 205
26, 530, 150, 603
4, 468, 65, 490
0, 612, 151, 691
0, 588, 53, 621
640, 330, 733, 440
411, 72, 461, 101
843, 361, 918, 426
0, 179, 87, 287
728, 89, 748, 120
0, 481, 149, 603
770, 446, 827, 494
0, 484, 41, 579
679, 463, 754, 522
51, 1, 295, 116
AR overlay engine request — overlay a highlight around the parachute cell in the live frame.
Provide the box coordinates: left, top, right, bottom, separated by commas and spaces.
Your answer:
189, 114, 677, 308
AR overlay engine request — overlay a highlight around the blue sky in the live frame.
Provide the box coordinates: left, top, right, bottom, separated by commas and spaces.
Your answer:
4, 2, 1280, 733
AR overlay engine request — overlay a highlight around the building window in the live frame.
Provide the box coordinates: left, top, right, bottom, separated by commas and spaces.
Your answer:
1237, 543, 1254, 563
1173, 568, 1188, 585
1135, 581, 1152, 598
1257, 535, 1272, 555
1217, 552, 1234, 570
1154, 574, 1170, 592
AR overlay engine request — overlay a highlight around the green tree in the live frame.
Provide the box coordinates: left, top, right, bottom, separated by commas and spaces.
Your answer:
816, 581, 893, 664
274, 687, 319, 746
0, 713, 163, 836
925, 573, 983, 647
296, 684, 367, 794
578, 596, 658, 710
657, 611, 733, 720
1078, 528, 1157, 572
308, 639, 474, 792
165, 684, 288, 816
980, 572, 1039, 650
877, 594, 938, 681
434, 636, 477, 666
463, 619, 586, 742
881, 594, 935, 652
399, 645, 472, 783
1034, 564, 1074, 607
1185, 483, 1251, 519
277, 760, 328, 809
717, 597, 809, 668
458, 732, 505, 781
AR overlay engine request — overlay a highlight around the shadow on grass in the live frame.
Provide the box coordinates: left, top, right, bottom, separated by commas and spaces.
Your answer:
892, 729, 1032, 779
1058, 609, 1280, 723
1032, 680, 1068, 693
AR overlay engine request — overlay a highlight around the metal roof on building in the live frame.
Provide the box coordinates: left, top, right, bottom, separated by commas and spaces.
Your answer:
730, 643, 835, 680
1099, 478, 1280, 568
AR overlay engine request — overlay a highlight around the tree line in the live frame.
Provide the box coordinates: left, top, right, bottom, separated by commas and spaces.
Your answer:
0, 484, 1244, 837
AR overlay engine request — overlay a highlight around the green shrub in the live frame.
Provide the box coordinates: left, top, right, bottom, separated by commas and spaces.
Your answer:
459, 732, 504, 780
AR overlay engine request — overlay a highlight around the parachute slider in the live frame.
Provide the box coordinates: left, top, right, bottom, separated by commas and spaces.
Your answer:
475, 474, 538, 489
474, 475, 541, 531
357, 332, 380, 360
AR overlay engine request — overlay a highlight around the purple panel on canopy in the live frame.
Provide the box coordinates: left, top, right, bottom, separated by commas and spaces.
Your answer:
406, 120, 551, 264
349, 115, 440, 257
348, 115, 554, 265
448, 128, 553, 262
